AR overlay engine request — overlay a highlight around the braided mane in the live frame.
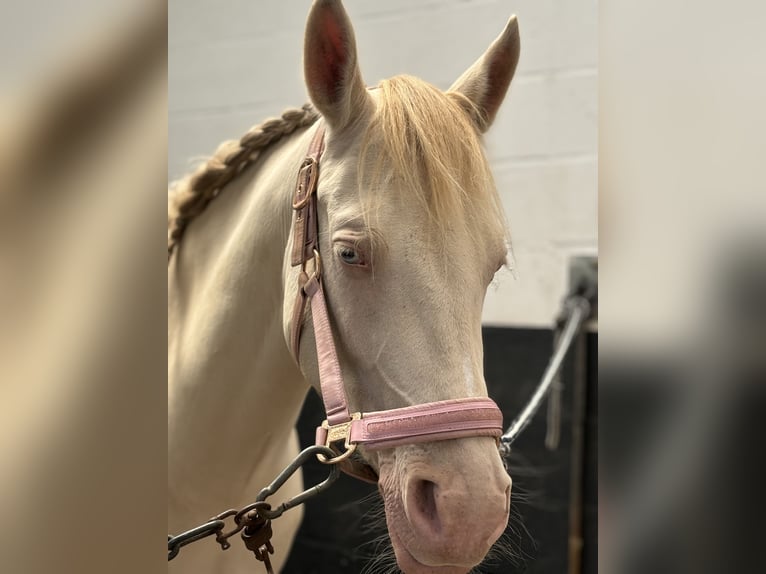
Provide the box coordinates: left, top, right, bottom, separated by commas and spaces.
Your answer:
167, 103, 319, 261
168, 76, 508, 263
360, 75, 508, 247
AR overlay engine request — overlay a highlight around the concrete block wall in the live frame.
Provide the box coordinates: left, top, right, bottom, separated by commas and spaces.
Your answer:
169, 0, 597, 327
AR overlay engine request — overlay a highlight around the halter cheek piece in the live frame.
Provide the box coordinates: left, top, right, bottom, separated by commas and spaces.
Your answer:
289, 124, 504, 482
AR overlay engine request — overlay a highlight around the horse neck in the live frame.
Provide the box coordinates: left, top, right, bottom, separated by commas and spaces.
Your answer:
168, 125, 316, 505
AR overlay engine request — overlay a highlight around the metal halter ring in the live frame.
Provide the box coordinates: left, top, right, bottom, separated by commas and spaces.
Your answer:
317, 412, 362, 464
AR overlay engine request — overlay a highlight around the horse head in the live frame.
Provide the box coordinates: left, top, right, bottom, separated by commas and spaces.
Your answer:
284, 2, 520, 571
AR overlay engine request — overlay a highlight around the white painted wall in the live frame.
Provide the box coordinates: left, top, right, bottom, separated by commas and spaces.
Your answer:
169, 0, 597, 327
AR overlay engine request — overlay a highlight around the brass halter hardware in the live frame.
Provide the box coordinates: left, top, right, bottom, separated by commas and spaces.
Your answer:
291, 157, 319, 209
317, 412, 362, 464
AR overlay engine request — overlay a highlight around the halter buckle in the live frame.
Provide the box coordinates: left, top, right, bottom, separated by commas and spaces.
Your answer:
317, 412, 362, 464
291, 158, 319, 210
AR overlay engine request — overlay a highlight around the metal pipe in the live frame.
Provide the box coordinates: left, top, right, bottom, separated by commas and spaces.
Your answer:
499, 295, 591, 452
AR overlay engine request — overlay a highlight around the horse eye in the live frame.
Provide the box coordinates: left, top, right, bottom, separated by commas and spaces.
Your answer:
337, 246, 363, 266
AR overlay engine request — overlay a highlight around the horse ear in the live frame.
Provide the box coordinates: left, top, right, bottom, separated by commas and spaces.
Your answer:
448, 15, 520, 133
304, 0, 371, 130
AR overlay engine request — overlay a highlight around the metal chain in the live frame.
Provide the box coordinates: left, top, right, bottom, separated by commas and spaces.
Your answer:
168, 445, 339, 564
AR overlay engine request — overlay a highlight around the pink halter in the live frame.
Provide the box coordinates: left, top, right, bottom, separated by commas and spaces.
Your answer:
289, 124, 504, 481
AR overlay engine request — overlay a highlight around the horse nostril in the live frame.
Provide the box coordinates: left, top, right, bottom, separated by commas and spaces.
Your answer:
416, 479, 438, 521
408, 478, 441, 534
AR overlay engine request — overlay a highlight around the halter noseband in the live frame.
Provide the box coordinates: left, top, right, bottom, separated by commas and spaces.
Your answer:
289, 124, 504, 481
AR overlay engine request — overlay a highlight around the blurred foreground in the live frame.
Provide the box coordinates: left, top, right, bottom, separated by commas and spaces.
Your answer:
0, 2, 166, 573
600, 1, 766, 572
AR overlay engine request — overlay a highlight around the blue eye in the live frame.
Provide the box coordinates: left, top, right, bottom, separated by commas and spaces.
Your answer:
337, 245, 363, 265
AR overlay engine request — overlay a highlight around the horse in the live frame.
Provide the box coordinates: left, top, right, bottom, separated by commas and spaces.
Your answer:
168, 1, 520, 572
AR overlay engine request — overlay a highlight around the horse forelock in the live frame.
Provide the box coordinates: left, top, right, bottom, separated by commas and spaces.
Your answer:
358, 75, 509, 248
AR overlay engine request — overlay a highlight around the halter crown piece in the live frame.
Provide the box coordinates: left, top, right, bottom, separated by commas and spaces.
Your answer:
289, 123, 504, 482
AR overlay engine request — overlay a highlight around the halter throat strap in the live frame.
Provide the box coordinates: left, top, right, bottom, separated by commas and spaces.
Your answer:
289, 123, 504, 479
